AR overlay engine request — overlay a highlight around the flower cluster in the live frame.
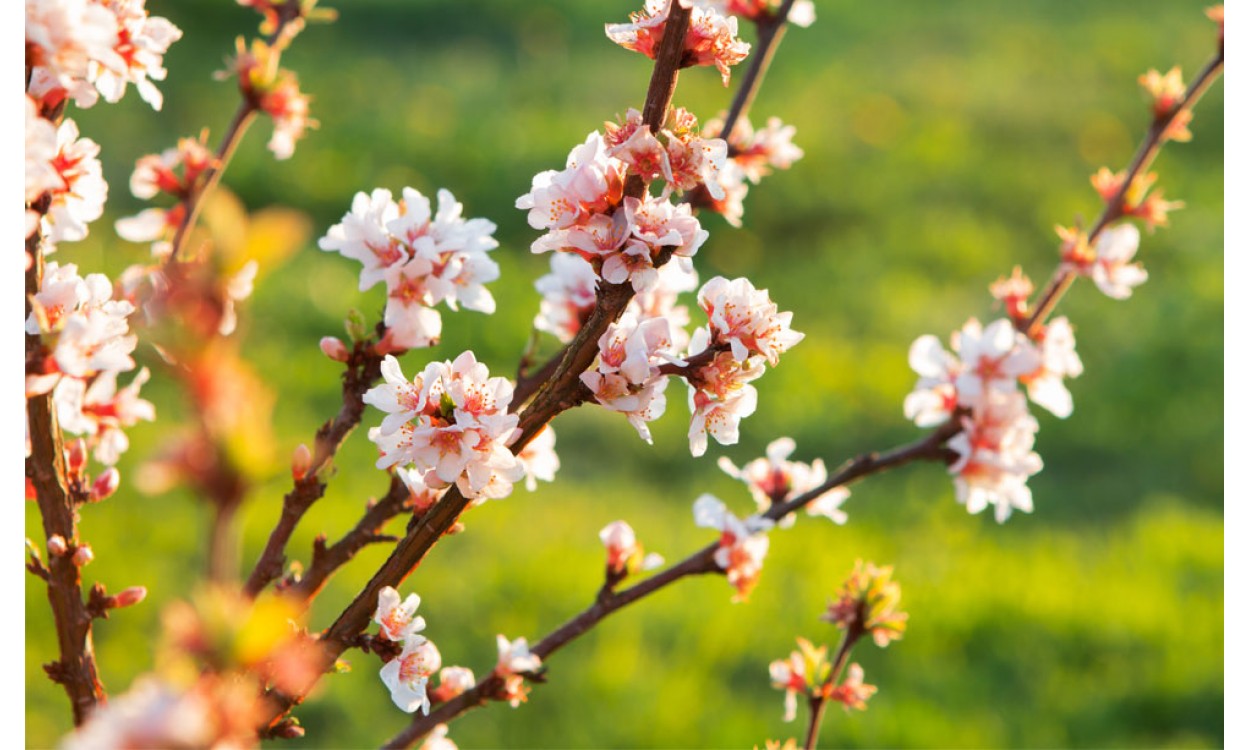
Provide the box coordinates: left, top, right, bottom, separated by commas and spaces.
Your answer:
718, 437, 849, 527
581, 310, 681, 443
25, 0, 182, 112
686, 276, 803, 456
606, 0, 751, 85
493, 635, 543, 708
321, 187, 502, 350
374, 587, 442, 714
26, 263, 153, 469
220, 37, 316, 159
905, 315, 1064, 522
696, 115, 804, 226
25, 108, 107, 246
693, 494, 773, 601
822, 560, 909, 648
365, 352, 525, 501
1087, 169, 1183, 233
768, 637, 830, 722
115, 134, 215, 257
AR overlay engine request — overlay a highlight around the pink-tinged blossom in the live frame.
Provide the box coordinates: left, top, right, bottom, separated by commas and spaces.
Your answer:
580, 312, 678, 443
902, 334, 960, 427
380, 638, 442, 714
718, 437, 849, 527
1019, 317, 1083, 418
225, 39, 315, 159
599, 520, 664, 577
1090, 224, 1148, 300
60, 677, 224, 750
697, 276, 804, 365
129, 135, 214, 199
534, 253, 599, 343
629, 261, 698, 352
27, 264, 138, 380
26, 96, 60, 236
516, 425, 560, 492
496, 635, 542, 675
365, 352, 523, 500
685, 329, 764, 457
434, 667, 476, 701
319, 188, 402, 291
374, 586, 427, 643
44, 118, 108, 245
691, 0, 816, 27
25, 0, 123, 109
608, 125, 670, 183
948, 391, 1043, 523
417, 724, 458, 750
89, 0, 183, 110
218, 260, 258, 336
830, 663, 876, 712
692, 493, 773, 601
768, 638, 828, 723
55, 366, 155, 466
952, 318, 1040, 403
516, 132, 625, 232
606, 1, 751, 86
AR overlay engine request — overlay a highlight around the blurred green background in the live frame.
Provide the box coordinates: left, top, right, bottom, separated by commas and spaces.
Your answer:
26, 1, 1223, 747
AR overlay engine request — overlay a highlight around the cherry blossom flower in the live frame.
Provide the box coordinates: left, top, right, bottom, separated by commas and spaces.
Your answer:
44, 118, 108, 245
27, 264, 138, 380
691, 0, 816, 27
1019, 317, 1083, 418
989, 266, 1034, 323
418, 724, 459, 750
1089, 224, 1148, 300
515, 425, 560, 491
581, 312, 679, 443
129, 134, 214, 200
829, 663, 876, 712
599, 520, 664, 577
902, 333, 961, 428
223, 38, 316, 159
493, 635, 541, 708
25, 96, 60, 234
1139, 66, 1186, 118
25, 0, 123, 109
55, 366, 155, 466
534, 253, 599, 343
685, 331, 764, 457
380, 638, 443, 714
606, 1, 751, 86
952, 318, 1040, 402
718, 437, 849, 527
629, 260, 698, 351
697, 276, 804, 365
374, 586, 427, 643
432, 666, 476, 702
693, 494, 773, 601
89, 0, 183, 110
60, 676, 228, 750
319, 188, 403, 291
948, 391, 1043, 523
516, 132, 625, 232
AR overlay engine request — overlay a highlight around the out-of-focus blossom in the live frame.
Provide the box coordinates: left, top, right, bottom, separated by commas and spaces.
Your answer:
718, 437, 849, 527
692, 493, 773, 601
768, 637, 829, 722
515, 425, 560, 491
822, 560, 909, 648
43, 118, 108, 245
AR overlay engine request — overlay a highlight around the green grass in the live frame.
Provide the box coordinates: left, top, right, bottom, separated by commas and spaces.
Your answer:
27, 1, 1222, 748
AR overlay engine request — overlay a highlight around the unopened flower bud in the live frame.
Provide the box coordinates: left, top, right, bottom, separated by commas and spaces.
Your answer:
320, 336, 350, 362
90, 468, 120, 502
111, 586, 147, 608
47, 535, 68, 557
72, 545, 94, 567
66, 439, 88, 478
291, 443, 312, 481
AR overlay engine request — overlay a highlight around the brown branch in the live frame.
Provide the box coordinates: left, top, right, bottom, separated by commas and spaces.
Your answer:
803, 620, 862, 750
1022, 47, 1224, 337
26, 207, 106, 726
243, 337, 387, 597
285, 474, 412, 602
385, 424, 957, 748
719, 0, 797, 140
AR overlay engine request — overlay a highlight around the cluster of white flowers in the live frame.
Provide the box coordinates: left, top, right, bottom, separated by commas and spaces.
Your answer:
606, 0, 751, 86
692, 493, 773, 601
374, 587, 442, 714
904, 315, 1083, 522
699, 115, 805, 227
26, 263, 153, 467
320, 187, 502, 350
365, 352, 527, 501
493, 635, 543, 708
1060, 223, 1149, 300
718, 436, 849, 528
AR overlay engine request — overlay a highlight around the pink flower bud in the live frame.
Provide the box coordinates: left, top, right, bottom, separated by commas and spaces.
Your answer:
72, 545, 94, 567
291, 443, 312, 481
90, 468, 120, 502
47, 535, 68, 556
111, 586, 147, 608
66, 439, 88, 478
319, 336, 349, 362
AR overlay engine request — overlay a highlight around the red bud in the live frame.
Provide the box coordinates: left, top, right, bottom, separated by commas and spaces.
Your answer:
319, 336, 349, 362
291, 443, 312, 481
90, 468, 120, 502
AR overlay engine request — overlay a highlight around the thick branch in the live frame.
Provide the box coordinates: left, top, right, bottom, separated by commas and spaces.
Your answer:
385, 424, 957, 748
26, 210, 106, 725
1022, 48, 1224, 337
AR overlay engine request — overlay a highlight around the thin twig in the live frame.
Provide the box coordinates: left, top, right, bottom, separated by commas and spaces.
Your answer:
803, 621, 862, 750
1022, 48, 1224, 337
385, 424, 957, 748
720, 0, 797, 140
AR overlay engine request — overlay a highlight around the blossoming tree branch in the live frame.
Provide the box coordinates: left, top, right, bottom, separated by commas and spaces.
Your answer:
24, 0, 1222, 747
